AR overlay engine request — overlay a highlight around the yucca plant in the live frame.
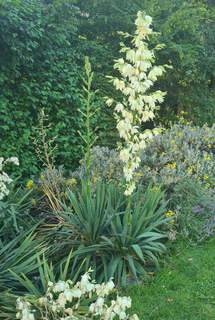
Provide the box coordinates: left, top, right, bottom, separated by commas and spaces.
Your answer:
0, 229, 46, 318
0, 291, 17, 320
101, 185, 168, 285
0, 229, 45, 292
0, 252, 81, 319
0, 253, 140, 320
47, 183, 122, 271
50, 182, 168, 286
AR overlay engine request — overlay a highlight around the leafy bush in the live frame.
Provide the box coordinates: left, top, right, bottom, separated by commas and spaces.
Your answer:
0, 0, 85, 176
139, 123, 215, 240
139, 123, 215, 190
48, 183, 168, 286
0, 156, 37, 241
169, 179, 215, 241
73, 146, 123, 186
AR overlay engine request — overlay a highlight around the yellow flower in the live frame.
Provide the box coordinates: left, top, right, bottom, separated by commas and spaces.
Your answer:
135, 172, 144, 177
204, 154, 212, 161
92, 175, 98, 184
165, 210, 175, 218
65, 178, 77, 186
26, 180, 34, 189
170, 219, 175, 224
204, 175, 209, 181
205, 183, 210, 189
152, 186, 159, 192
31, 198, 37, 206
187, 166, 193, 175
166, 162, 176, 170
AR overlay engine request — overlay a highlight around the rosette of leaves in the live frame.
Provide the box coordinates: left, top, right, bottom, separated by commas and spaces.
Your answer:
49, 182, 168, 286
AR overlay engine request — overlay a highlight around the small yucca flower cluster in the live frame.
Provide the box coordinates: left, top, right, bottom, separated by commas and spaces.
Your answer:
16, 270, 139, 320
0, 156, 19, 200
107, 11, 168, 195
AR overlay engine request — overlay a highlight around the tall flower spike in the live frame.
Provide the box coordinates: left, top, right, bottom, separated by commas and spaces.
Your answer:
108, 11, 168, 196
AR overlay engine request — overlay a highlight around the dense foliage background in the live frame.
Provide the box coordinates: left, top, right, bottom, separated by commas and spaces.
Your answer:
0, 0, 214, 176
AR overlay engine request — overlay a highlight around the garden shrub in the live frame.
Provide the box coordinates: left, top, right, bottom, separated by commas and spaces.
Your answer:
0, 156, 35, 241
0, 156, 19, 200
73, 146, 123, 186
139, 123, 215, 190
0, 0, 86, 177
169, 178, 215, 241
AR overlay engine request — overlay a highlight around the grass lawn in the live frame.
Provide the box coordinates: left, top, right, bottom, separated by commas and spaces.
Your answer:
127, 239, 215, 320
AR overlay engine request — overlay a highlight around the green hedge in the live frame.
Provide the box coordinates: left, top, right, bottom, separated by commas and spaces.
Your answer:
0, 0, 214, 177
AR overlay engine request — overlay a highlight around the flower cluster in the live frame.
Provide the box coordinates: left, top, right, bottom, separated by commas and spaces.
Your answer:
108, 11, 167, 195
165, 162, 176, 170
0, 156, 19, 200
16, 299, 34, 320
26, 179, 34, 189
16, 270, 139, 320
165, 210, 175, 225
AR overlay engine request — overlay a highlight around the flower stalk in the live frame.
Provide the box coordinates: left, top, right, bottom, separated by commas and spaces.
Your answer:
108, 11, 169, 196
79, 56, 98, 194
